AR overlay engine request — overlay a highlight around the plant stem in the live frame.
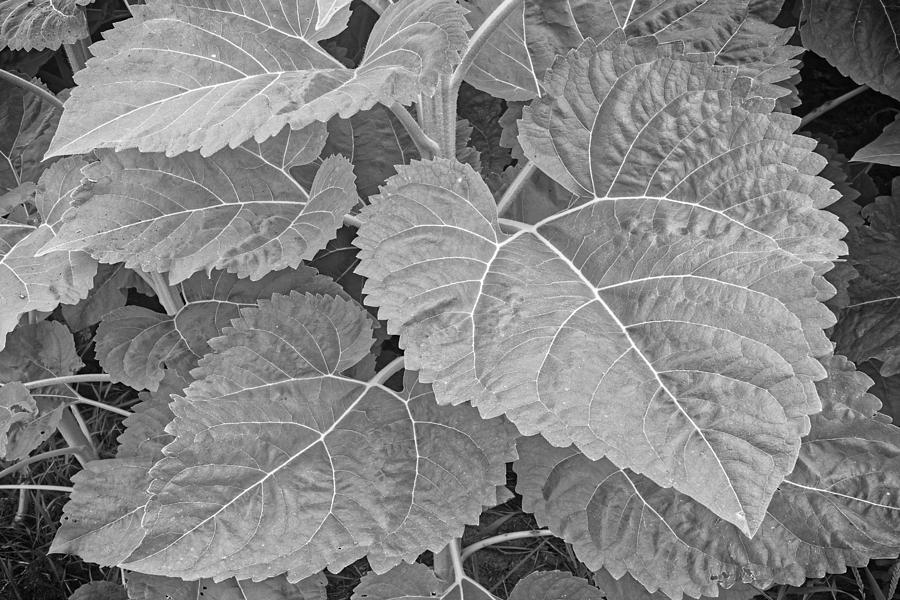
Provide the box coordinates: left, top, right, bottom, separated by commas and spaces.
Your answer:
496, 162, 536, 216
148, 272, 184, 315
460, 529, 553, 562
370, 356, 404, 386
75, 396, 132, 417
449, 0, 523, 93
800, 84, 869, 128
14, 487, 29, 524
389, 103, 440, 159
63, 35, 91, 73
57, 409, 96, 465
0, 447, 86, 480
497, 217, 528, 232
419, 78, 457, 158
449, 539, 466, 582
0, 70, 64, 111
343, 214, 364, 229
19, 374, 112, 389
0, 484, 73, 493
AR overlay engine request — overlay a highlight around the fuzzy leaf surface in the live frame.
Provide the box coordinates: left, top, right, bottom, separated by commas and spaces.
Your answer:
46, 0, 469, 157
95, 266, 347, 391
125, 571, 327, 600
113, 292, 516, 581
0, 77, 59, 199
115, 370, 187, 459
60, 263, 151, 331
513, 357, 900, 599
0, 0, 90, 50
800, 0, 900, 100
39, 135, 356, 284
853, 113, 900, 167
352, 562, 499, 600
0, 157, 97, 349
508, 571, 603, 600
356, 34, 846, 536
832, 185, 900, 376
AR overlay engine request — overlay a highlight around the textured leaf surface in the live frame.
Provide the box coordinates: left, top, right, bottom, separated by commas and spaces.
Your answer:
0, 0, 90, 50
60, 263, 150, 331
115, 292, 516, 581
508, 571, 602, 600
0, 381, 38, 459
125, 571, 327, 600
352, 562, 499, 600
592, 570, 762, 600
833, 184, 900, 376
68, 581, 127, 600
513, 358, 900, 599
356, 35, 846, 536
0, 77, 60, 198
39, 137, 356, 284
96, 266, 346, 390
315, 0, 351, 29
800, 0, 900, 100
0, 320, 83, 382
853, 113, 900, 166
115, 370, 187, 459
46, 0, 469, 157
0, 158, 97, 349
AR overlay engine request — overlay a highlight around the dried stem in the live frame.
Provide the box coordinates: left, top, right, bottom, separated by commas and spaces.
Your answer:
0, 69, 64, 111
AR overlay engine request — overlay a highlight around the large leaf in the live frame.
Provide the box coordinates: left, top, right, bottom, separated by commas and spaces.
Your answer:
0, 0, 90, 51
853, 113, 900, 167
94, 292, 518, 581
95, 266, 348, 391
0, 77, 60, 199
512, 357, 900, 599
46, 0, 469, 157
0, 157, 97, 349
592, 570, 762, 600
352, 562, 499, 600
355, 33, 846, 536
125, 571, 327, 600
115, 370, 186, 459
800, 0, 900, 100
832, 182, 900, 376
38, 133, 356, 284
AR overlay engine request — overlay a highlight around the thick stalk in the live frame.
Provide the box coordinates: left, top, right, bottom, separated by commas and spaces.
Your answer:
460, 529, 553, 561
20, 373, 112, 389
0, 69, 64, 111
343, 214, 364, 229
57, 409, 96, 465
148, 272, 184, 314
63, 34, 91, 73
418, 77, 456, 158
388, 103, 440, 159
370, 356, 404, 386
361, 0, 389, 14
449, 0, 523, 94
0, 447, 86, 480
800, 84, 869, 127
496, 162, 536, 216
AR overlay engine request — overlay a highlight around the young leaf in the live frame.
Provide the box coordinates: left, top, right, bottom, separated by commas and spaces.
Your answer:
95, 267, 349, 391
833, 182, 900, 376
0, 76, 60, 200
46, 0, 469, 157
38, 138, 356, 284
0, 157, 98, 349
356, 34, 846, 538
508, 571, 603, 600
0, 0, 90, 51
116, 292, 517, 581
352, 562, 499, 599
124, 571, 328, 600
853, 113, 900, 167
800, 0, 900, 100
513, 357, 900, 599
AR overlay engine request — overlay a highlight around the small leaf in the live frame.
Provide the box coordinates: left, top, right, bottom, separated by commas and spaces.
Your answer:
68, 580, 127, 600
800, 0, 900, 100
39, 142, 355, 283
118, 292, 517, 581
0, 320, 83, 383
854, 113, 900, 167
0, 0, 90, 51
95, 267, 349, 391
125, 571, 327, 600
47, 0, 469, 157
315, 0, 352, 30
508, 571, 603, 600
61, 263, 150, 331
0, 76, 60, 197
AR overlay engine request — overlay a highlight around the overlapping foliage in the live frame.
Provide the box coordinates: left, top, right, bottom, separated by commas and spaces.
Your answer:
0, 0, 898, 599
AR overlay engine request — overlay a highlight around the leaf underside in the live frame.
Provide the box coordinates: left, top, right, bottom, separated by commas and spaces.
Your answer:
355, 32, 847, 536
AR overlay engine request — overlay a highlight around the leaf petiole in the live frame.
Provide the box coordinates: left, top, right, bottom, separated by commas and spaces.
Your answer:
449, 0, 523, 93
460, 529, 554, 561
16, 374, 112, 389
0, 484, 73, 493
0, 69, 64, 111
0, 447, 87, 480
